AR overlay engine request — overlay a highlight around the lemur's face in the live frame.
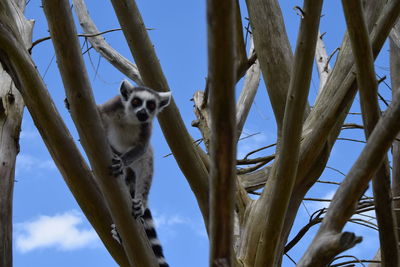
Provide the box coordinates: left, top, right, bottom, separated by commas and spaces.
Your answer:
120, 80, 171, 124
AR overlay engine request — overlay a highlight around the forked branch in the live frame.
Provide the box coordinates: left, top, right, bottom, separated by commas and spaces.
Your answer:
42, 0, 157, 266
342, 0, 399, 265
298, 88, 400, 266
108, 0, 210, 227
0, 2, 129, 265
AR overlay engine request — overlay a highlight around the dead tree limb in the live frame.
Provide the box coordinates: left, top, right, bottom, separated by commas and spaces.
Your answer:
0, 1, 30, 266
245, 0, 294, 134
72, 0, 143, 86
207, 1, 237, 265
41, 0, 157, 266
108, 0, 210, 227
237, 1, 323, 266
298, 86, 400, 267
314, 31, 331, 94
0, 3, 130, 266
236, 37, 261, 138
342, 0, 399, 265
390, 27, 400, 241
284, 1, 392, 251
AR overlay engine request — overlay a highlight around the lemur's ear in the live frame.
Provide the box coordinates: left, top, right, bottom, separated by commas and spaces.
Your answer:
158, 92, 171, 111
120, 80, 133, 101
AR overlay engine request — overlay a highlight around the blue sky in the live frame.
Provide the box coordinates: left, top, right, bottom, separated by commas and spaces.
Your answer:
12, 0, 391, 266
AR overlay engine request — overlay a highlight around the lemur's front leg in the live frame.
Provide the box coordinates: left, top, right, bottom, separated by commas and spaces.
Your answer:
109, 153, 124, 177
109, 144, 147, 177
120, 143, 147, 166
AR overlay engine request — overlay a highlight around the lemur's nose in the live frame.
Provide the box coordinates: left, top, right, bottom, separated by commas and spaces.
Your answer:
137, 109, 149, 122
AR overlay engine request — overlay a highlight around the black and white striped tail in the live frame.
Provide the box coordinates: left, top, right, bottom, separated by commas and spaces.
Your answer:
142, 207, 169, 267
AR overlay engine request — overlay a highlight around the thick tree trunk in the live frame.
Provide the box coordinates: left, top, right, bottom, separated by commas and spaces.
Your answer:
0, 1, 32, 266
0, 64, 24, 267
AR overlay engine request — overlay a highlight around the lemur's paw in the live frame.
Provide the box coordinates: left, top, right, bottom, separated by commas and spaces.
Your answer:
110, 223, 122, 244
109, 154, 123, 177
132, 198, 145, 222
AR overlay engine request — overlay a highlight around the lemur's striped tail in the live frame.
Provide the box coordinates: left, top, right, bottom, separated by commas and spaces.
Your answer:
142, 208, 169, 267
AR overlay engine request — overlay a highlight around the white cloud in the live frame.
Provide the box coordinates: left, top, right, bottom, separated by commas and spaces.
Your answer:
154, 214, 189, 228
153, 212, 207, 240
16, 154, 56, 172
15, 211, 99, 253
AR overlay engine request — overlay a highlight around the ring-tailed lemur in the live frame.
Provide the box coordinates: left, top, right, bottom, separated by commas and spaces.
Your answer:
98, 80, 171, 267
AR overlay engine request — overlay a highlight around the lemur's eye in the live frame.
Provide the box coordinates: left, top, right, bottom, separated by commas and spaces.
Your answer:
131, 97, 142, 107
146, 100, 156, 111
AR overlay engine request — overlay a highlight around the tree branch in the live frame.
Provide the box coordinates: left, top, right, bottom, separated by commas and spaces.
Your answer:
236, 36, 261, 138
0, 2, 30, 266
0, 3, 129, 265
245, 0, 295, 134
207, 1, 237, 265
72, 0, 143, 86
298, 87, 400, 267
342, 0, 399, 265
390, 24, 400, 241
238, 1, 324, 265
41, 0, 157, 266
108, 0, 210, 227
314, 31, 331, 94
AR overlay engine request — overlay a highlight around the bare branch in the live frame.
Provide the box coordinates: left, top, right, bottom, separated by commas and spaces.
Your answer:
238, 166, 271, 191
0, 2, 30, 265
108, 0, 210, 226
342, 0, 399, 264
315, 31, 331, 93
234, 0, 248, 83
0, 52, 24, 267
192, 90, 212, 151
41, 0, 157, 266
390, 21, 400, 241
207, 1, 237, 265
237, 155, 275, 165
0, 3, 129, 265
238, 1, 323, 265
236, 36, 261, 138
72, 0, 143, 86
298, 86, 400, 266
237, 160, 272, 175
342, 123, 364, 130
284, 209, 324, 253
245, 0, 295, 134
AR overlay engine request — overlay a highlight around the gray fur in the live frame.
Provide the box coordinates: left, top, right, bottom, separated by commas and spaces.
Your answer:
98, 80, 171, 266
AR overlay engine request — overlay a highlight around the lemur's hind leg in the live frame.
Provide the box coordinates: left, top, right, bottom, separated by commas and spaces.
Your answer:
110, 223, 122, 244
125, 167, 145, 221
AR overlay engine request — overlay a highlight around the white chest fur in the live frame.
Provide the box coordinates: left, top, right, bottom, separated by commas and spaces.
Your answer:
106, 119, 140, 154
